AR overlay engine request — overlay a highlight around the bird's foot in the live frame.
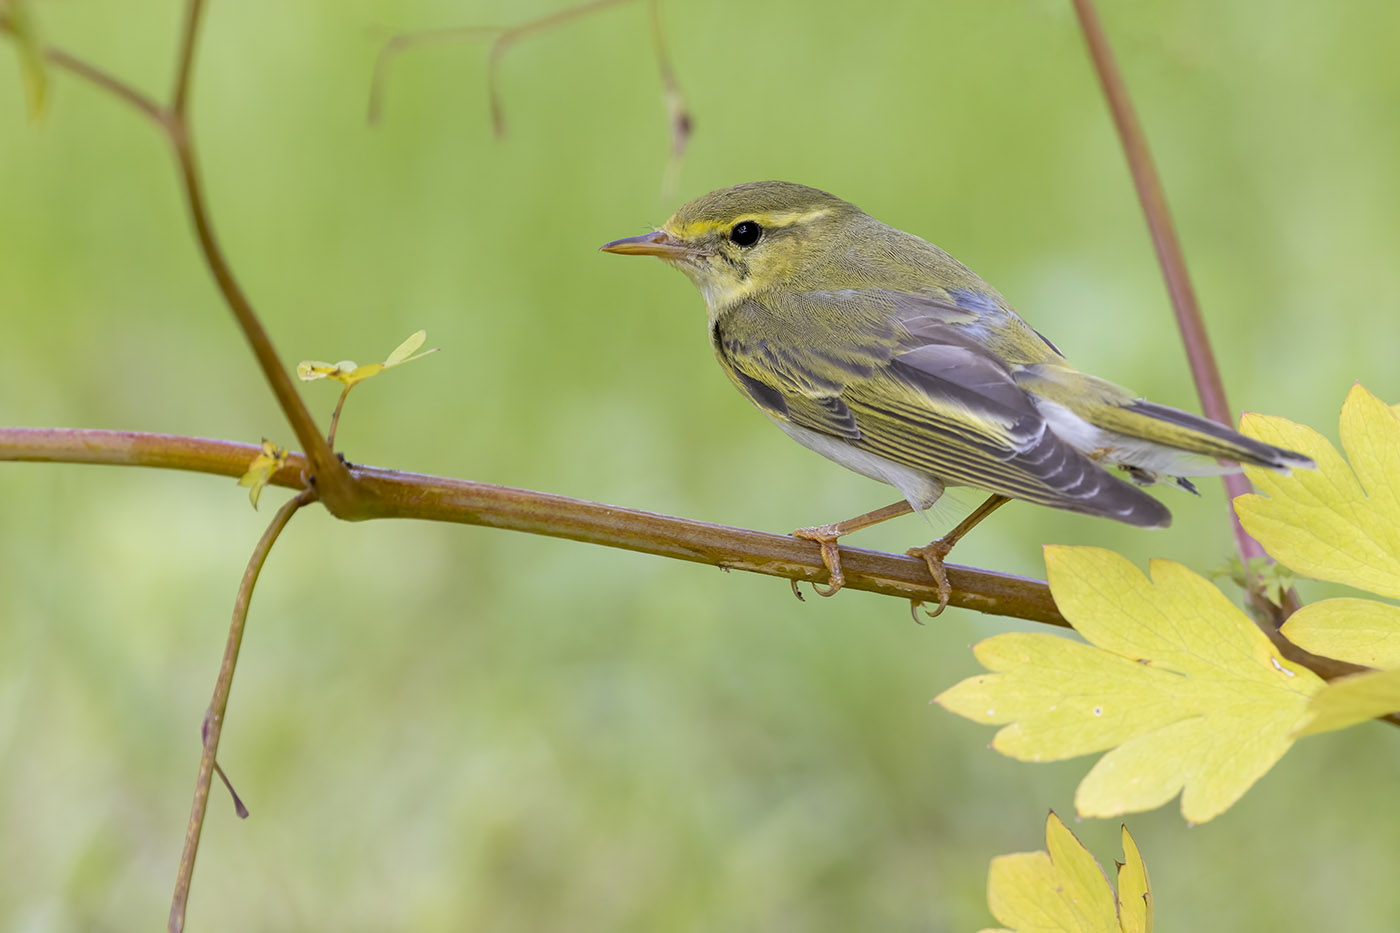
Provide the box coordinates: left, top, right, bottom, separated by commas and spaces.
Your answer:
906, 537, 954, 619
791, 523, 847, 597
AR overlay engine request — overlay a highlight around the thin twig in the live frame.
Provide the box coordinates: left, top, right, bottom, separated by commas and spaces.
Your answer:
370, 0, 646, 137
170, 0, 204, 118
169, 488, 315, 933
325, 383, 356, 451
368, 23, 501, 125
1068, 0, 1291, 617
1, 13, 162, 122
648, 0, 690, 197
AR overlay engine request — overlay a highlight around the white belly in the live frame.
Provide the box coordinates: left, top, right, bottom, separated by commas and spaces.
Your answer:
768, 418, 945, 511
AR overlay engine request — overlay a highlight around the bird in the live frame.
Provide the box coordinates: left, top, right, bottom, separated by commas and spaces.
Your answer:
601, 181, 1313, 613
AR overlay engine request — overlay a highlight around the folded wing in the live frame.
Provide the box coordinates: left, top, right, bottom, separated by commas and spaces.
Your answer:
713, 290, 1172, 528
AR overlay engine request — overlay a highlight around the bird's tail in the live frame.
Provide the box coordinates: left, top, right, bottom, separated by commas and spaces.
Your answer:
1017, 365, 1315, 474
1086, 399, 1314, 471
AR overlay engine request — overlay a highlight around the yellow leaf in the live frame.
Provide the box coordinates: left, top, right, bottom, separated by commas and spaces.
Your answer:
1297, 668, 1400, 736
937, 547, 1323, 823
385, 329, 427, 365
236, 439, 288, 510
1280, 598, 1400, 668
1236, 384, 1400, 599
1116, 825, 1151, 933
983, 812, 1137, 933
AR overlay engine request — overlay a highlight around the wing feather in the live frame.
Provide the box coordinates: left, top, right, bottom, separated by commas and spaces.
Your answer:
713, 289, 1171, 527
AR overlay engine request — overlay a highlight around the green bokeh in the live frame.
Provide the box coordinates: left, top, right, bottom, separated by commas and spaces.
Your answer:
3, 1, 1399, 929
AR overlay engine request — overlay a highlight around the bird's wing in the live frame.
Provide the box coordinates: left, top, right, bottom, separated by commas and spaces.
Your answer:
713, 290, 1170, 527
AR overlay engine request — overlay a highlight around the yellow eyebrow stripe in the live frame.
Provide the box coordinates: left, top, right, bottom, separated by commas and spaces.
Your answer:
666, 208, 830, 239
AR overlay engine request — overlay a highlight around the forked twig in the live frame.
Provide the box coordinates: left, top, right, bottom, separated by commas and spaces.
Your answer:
371, 0, 627, 131
2, 2, 359, 515
169, 487, 315, 933
368, 0, 690, 190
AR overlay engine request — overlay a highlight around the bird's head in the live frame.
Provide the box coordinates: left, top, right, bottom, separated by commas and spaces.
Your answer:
601, 181, 862, 311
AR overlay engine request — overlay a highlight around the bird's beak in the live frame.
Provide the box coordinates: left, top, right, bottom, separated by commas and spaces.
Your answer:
599, 230, 698, 260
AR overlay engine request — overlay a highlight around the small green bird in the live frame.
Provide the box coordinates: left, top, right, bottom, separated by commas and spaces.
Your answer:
602, 181, 1312, 612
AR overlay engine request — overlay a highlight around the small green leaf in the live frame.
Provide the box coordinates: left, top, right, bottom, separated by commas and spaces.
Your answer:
384, 329, 427, 365
236, 439, 288, 509
1208, 555, 1294, 607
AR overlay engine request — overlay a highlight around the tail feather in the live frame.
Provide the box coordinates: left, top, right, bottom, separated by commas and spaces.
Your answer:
1102, 401, 1314, 471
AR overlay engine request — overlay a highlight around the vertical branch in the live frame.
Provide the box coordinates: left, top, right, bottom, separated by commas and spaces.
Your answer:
169, 489, 315, 933
159, 0, 357, 513
170, 0, 205, 116
1069, 0, 1268, 568
648, 0, 690, 197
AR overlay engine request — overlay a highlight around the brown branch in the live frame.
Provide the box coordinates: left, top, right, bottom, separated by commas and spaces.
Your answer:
1, 427, 1067, 627
8, 425, 1396, 714
169, 487, 315, 933
1068, 0, 1272, 578
1, 13, 164, 122
46, 47, 165, 123
2, 5, 359, 516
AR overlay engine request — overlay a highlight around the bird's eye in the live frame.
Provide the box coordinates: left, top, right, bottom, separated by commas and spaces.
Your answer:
730, 221, 763, 247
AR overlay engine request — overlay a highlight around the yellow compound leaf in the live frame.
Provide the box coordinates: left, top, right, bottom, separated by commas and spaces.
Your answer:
983, 812, 1142, 933
297, 330, 438, 387
1280, 598, 1400, 668
937, 547, 1323, 824
1297, 668, 1400, 737
1236, 384, 1400, 599
236, 439, 288, 510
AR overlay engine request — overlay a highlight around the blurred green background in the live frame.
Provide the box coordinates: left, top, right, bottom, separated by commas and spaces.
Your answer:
3, 0, 1400, 929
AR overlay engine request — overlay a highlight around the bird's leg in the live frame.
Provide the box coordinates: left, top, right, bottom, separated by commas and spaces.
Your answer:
791, 499, 916, 598
906, 495, 1011, 618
